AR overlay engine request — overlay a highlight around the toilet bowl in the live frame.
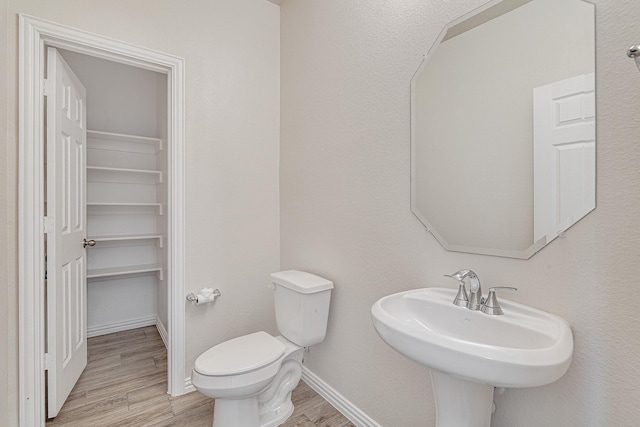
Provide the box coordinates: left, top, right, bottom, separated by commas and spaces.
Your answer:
192, 332, 303, 427
191, 270, 333, 427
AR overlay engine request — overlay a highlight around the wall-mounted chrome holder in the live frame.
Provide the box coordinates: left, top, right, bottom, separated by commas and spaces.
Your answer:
627, 45, 640, 71
186, 288, 221, 305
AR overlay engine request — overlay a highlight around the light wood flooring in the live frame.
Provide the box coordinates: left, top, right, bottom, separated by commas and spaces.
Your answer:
46, 326, 354, 427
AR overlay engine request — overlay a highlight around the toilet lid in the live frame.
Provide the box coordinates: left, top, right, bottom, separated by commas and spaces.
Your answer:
195, 331, 285, 376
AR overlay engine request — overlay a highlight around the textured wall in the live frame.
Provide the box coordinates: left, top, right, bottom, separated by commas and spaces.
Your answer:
1, 1, 280, 425
281, 0, 640, 426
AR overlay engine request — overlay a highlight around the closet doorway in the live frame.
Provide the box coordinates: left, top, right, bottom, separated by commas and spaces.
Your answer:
46, 47, 170, 418
19, 14, 186, 426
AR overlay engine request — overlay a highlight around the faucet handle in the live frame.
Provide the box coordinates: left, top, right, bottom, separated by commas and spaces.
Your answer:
443, 274, 469, 307
481, 287, 517, 315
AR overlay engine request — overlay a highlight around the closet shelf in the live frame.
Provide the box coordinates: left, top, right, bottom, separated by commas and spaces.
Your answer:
88, 234, 164, 247
87, 202, 163, 215
87, 166, 163, 184
85, 128, 165, 286
89, 233, 164, 242
87, 263, 163, 280
87, 130, 162, 154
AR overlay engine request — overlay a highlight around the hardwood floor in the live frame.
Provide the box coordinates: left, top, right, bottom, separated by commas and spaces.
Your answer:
46, 326, 354, 427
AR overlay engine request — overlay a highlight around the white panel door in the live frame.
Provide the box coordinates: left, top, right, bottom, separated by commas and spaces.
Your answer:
533, 73, 595, 242
46, 47, 88, 418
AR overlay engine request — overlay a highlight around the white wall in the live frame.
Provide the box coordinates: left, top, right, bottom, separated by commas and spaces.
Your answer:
281, 0, 640, 426
1, 1, 280, 425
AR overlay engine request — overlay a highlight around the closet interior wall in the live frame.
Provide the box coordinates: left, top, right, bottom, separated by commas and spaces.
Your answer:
59, 50, 169, 339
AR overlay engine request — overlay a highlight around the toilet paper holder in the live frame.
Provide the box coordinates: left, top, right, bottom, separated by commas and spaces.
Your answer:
186, 288, 221, 305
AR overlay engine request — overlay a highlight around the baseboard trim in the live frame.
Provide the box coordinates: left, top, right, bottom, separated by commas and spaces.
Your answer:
184, 377, 196, 394
156, 316, 169, 349
301, 366, 381, 427
87, 314, 157, 338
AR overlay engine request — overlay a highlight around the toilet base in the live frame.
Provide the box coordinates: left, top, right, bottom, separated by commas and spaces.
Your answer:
258, 350, 303, 427
201, 338, 304, 427
260, 402, 294, 427
213, 397, 260, 427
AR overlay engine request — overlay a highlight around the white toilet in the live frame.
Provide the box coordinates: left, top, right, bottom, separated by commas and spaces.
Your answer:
191, 270, 333, 427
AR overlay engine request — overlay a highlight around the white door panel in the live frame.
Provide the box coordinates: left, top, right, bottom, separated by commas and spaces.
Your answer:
46, 47, 88, 418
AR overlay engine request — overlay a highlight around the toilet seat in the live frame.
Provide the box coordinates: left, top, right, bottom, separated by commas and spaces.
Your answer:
195, 331, 285, 376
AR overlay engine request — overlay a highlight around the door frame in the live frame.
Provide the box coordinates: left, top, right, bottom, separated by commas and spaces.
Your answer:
18, 14, 186, 425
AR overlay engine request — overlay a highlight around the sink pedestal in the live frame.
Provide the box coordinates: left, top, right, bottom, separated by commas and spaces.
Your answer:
431, 370, 493, 427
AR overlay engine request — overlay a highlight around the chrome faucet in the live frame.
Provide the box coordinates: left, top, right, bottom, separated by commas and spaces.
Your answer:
444, 269, 483, 311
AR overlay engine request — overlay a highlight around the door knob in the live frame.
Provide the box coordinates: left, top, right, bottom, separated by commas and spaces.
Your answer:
83, 238, 96, 248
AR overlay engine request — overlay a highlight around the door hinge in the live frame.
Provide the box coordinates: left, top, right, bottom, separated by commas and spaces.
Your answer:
43, 78, 53, 97
44, 353, 53, 371
43, 216, 54, 234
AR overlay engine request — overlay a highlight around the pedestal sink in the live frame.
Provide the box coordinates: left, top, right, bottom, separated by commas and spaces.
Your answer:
371, 287, 573, 427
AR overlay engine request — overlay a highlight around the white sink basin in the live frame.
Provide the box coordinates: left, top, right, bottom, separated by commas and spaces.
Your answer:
371, 287, 573, 388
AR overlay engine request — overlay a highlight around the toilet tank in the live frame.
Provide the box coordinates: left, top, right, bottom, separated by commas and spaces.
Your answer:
270, 270, 333, 347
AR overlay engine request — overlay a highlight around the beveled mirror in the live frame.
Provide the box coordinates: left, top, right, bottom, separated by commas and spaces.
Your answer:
411, 0, 595, 259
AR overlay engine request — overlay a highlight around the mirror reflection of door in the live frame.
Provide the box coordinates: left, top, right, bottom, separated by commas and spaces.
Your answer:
533, 73, 596, 243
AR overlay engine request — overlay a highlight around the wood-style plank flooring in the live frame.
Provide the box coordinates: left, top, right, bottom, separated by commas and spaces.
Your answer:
46, 326, 354, 427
